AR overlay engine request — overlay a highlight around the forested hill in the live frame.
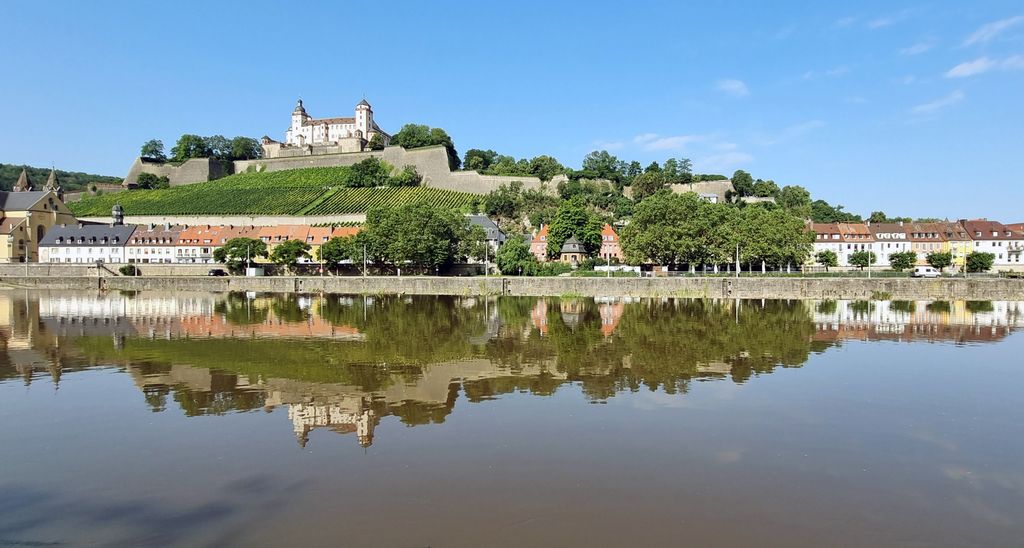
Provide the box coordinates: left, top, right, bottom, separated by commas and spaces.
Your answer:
0, 163, 121, 192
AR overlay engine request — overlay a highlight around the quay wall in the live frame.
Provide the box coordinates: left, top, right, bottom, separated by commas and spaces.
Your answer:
3, 274, 1024, 300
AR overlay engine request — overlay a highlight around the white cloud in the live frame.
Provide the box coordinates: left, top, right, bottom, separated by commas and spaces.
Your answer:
900, 40, 935, 55
963, 15, 1024, 46
833, 16, 858, 29
803, 66, 850, 80
715, 79, 749, 97
633, 133, 707, 151
753, 120, 826, 146
945, 55, 1024, 78
911, 90, 965, 114
698, 151, 754, 172
868, 9, 912, 29
946, 57, 996, 78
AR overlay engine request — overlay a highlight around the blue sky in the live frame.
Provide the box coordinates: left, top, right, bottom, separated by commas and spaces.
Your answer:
2, 1, 1022, 220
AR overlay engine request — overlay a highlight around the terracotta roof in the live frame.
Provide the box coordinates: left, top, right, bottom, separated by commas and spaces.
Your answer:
837, 223, 874, 242
178, 225, 259, 246
905, 222, 946, 243
331, 226, 362, 239
601, 223, 619, 241
258, 225, 311, 243
958, 219, 1017, 241
531, 224, 548, 244
127, 224, 186, 246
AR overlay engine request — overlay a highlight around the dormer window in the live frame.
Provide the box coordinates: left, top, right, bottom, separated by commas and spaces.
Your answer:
112, 237, 119, 243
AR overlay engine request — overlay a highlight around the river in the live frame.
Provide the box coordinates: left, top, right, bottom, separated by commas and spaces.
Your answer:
1, 290, 1022, 547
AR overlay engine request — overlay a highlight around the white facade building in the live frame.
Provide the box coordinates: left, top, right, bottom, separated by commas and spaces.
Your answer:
38, 224, 136, 264
868, 223, 912, 266
960, 219, 1024, 267
126, 224, 185, 264
284, 99, 390, 148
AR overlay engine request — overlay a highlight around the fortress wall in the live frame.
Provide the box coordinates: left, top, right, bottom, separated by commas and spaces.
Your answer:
233, 146, 548, 194
78, 213, 366, 226
124, 158, 227, 187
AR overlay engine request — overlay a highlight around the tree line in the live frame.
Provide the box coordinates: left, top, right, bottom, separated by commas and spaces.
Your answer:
140, 135, 262, 163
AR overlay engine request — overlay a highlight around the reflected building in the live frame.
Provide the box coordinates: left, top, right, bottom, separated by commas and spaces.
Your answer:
3, 290, 1022, 448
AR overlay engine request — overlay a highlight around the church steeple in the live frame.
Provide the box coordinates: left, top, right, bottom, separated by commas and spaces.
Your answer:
13, 167, 32, 192
43, 169, 60, 192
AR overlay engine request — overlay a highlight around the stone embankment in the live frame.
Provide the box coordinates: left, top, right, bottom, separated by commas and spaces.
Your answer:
3, 274, 1024, 300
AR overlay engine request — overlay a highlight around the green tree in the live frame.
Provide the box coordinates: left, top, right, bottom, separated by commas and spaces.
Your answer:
811, 200, 861, 223
778, 185, 812, 217
271, 239, 312, 274
464, 149, 498, 172
546, 198, 604, 259
368, 133, 387, 151
849, 250, 877, 270
495, 235, 539, 275
816, 250, 838, 272
317, 236, 357, 268
926, 251, 953, 272
752, 179, 780, 197
869, 211, 888, 223
888, 251, 917, 272
213, 238, 268, 272
205, 135, 231, 160
731, 170, 754, 197
170, 134, 211, 161
362, 202, 470, 271
388, 165, 422, 187
630, 171, 667, 202
135, 172, 170, 190
390, 124, 460, 170
229, 137, 262, 160
580, 150, 623, 182
346, 157, 392, 187
483, 181, 525, 219
620, 192, 703, 266
733, 206, 813, 271
528, 155, 565, 181
140, 139, 166, 161
966, 251, 995, 273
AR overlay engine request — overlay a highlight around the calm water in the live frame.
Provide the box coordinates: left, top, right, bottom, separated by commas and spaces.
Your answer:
1, 290, 1023, 547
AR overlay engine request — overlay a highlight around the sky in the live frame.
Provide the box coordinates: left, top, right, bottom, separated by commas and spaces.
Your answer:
2, 0, 1022, 220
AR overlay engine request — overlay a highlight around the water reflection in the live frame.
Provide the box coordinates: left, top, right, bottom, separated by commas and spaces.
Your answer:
2, 290, 1022, 448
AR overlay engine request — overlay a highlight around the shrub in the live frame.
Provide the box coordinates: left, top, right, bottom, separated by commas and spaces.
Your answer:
119, 264, 140, 276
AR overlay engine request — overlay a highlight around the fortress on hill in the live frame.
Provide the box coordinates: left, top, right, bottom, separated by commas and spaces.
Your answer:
123, 98, 550, 195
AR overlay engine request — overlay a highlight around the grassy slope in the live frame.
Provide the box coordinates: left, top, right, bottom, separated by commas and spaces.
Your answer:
68, 166, 479, 216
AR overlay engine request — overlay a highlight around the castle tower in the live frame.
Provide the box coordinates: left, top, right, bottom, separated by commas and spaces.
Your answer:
13, 167, 32, 192
355, 99, 372, 140
291, 99, 308, 131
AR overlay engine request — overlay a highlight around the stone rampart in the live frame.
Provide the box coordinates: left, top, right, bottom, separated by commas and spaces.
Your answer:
233, 146, 547, 193
4, 275, 1024, 301
77, 213, 366, 226
123, 158, 227, 187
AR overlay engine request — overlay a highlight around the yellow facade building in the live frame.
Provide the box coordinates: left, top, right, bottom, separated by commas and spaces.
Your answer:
1, 170, 78, 263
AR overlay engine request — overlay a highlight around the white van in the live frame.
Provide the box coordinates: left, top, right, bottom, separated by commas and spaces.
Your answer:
911, 266, 941, 278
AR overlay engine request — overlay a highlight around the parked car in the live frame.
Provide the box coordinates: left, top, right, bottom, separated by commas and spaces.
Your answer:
911, 266, 941, 278
207, 268, 228, 277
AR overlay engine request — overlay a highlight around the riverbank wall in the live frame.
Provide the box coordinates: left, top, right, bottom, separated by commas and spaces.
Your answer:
3, 275, 1024, 300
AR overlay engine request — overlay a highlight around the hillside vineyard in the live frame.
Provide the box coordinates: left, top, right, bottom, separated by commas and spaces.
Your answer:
69, 167, 477, 216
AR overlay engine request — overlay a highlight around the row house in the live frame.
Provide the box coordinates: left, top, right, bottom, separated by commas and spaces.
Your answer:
39, 224, 138, 264
126, 224, 185, 264
868, 223, 912, 266
959, 219, 1024, 266
257, 225, 361, 263
809, 222, 875, 267
177, 225, 260, 264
